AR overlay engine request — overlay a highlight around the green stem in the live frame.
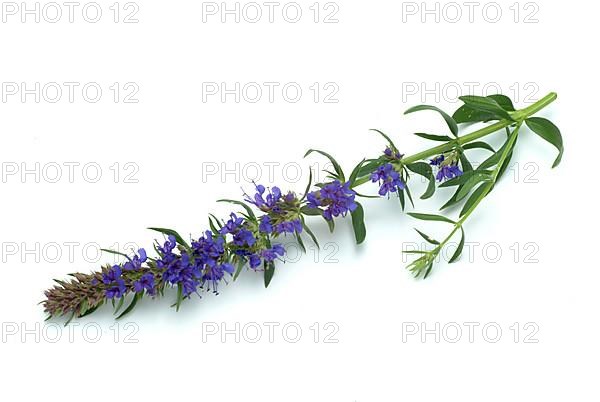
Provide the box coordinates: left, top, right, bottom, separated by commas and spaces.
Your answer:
434, 122, 523, 253
352, 92, 557, 188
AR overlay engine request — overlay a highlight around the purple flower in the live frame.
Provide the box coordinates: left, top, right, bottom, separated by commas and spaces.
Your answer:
259, 215, 273, 234
246, 183, 302, 235
274, 219, 302, 235
307, 180, 357, 220
370, 163, 405, 196
159, 235, 177, 254
436, 165, 463, 181
219, 213, 244, 235
430, 154, 463, 182
247, 244, 286, 270
249, 254, 262, 269
261, 244, 285, 262
245, 184, 282, 211
102, 265, 122, 284
123, 248, 147, 271
133, 272, 156, 295
106, 279, 126, 299
384, 147, 403, 160
220, 213, 256, 247
430, 155, 445, 166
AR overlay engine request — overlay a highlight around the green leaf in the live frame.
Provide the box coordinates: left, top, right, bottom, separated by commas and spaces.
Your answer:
208, 214, 221, 234
148, 227, 190, 250
233, 258, 246, 281
325, 217, 335, 233
407, 212, 455, 224
370, 129, 397, 150
351, 202, 366, 244
79, 302, 102, 318
487, 94, 515, 111
295, 232, 306, 253
117, 293, 141, 320
439, 170, 492, 188
423, 262, 434, 279
264, 261, 275, 288
405, 186, 415, 208
414, 229, 440, 245
404, 104, 459, 137
304, 149, 345, 182
455, 173, 492, 201
459, 152, 473, 172
349, 159, 366, 187
300, 169, 313, 201
78, 299, 89, 317
300, 206, 322, 216
406, 162, 435, 199
175, 283, 183, 311
449, 228, 465, 263
414, 133, 454, 142
357, 158, 383, 178
217, 199, 256, 220
525, 117, 564, 168
113, 296, 125, 315
452, 104, 497, 124
458, 95, 514, 121
301, 219, 320, 248
100, 248, 130, 260
460, 183, 490, 217
463, 141, 495, 153
398, 190, 405, 210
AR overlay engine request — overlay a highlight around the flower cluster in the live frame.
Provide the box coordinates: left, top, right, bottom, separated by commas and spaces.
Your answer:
246, 184, 302, 235
384, 146, 403, 160
96, 248, 151, 299
158, 232, 234, 296
307, 180, 357, 220
430, 154, 463, 181
371, 163, 406, 196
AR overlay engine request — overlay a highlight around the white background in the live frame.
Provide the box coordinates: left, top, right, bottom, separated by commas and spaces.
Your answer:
1, 0, 599, 401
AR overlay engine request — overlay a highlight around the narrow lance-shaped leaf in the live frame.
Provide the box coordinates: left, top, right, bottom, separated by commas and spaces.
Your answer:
117, 293, 142, 320
351, 202, 367, 244
407, 212, 456, 224
460, 182, 491, 217
300, 169, 313, 201
370, 129, 398, 151
525, 117, 564, 168
414, 133, 454, 142
414, 228, 440, 245
406, 162, 436, 199
264, 261, 275, 288
148, 227, 191, 250
463, 141, 495, 153
217, 199, 257, 221
404, 104, 459, 137
458, 95, 515, 121
449, 228, 465, 263
487, 94, 515, 111
100, 248, 130, 260
304, 149, 345, 182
